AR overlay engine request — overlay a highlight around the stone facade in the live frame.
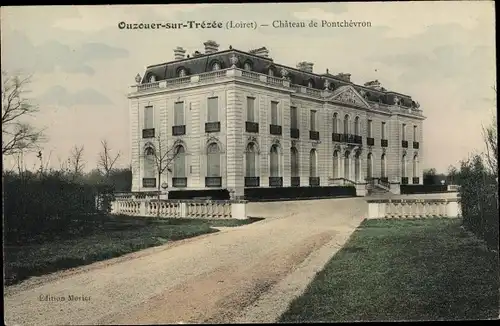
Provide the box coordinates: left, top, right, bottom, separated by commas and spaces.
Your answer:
128, 45, 425, 196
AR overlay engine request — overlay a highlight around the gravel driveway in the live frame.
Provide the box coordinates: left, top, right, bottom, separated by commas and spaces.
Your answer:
4, 197, 367, 325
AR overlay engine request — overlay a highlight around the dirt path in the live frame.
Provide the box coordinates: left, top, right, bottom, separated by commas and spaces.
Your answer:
4, 197, 366, 325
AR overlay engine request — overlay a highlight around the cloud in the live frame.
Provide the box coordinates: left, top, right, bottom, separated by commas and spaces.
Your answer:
37, 86, 112, 107
2, 29, 129, 76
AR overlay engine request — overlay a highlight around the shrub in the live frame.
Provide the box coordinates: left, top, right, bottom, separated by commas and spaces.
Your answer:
456, 155, 499, 251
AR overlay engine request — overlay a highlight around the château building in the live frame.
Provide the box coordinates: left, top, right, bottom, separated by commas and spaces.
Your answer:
128, 40, 425, 198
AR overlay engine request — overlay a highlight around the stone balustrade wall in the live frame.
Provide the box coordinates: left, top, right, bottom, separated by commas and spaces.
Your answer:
111, 198, 247, 219
367, 198, 461, 219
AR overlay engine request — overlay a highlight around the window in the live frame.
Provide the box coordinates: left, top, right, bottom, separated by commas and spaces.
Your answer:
367, 153, 373, 179
268, 68, 274, 76
144, 146, 155, 178
344, 151, 350, 179
174, 102, 184, 126
402, 154, 407, 177
381, 154, 386, 178
144, 106, 154, 129
413, 155, 418, 178
343, 115, 349, 134
290, 106, 298, 129
244, 62, 252, 71
381, 122, 386, 139
207, 143, 221, 177
309, 149, 317, 177
179, 69, 187, 77
173, 145, 185, 177
212, 62, 221, 71
413, 125, 417, 141
246, 143, 257, 177
354, 116, 360, 135
402, 123, 407, 140
247, 97, 256, 122
307, 80, 313, 88
149, 75, 156, 83
207, 97, 218, 122
354, 153, 361, 181
271, 101, 279, 125
291, 147, 299, 177
333, 151, 339, 178
270, 145, 280, 177
367, 119, 373, 137
310, 110, 317, 131
333, 113, 338, 133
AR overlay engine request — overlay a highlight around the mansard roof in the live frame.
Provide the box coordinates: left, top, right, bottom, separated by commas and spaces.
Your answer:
141, 48, 416, 107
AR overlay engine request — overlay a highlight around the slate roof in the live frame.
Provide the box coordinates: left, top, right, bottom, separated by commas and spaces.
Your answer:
140, 48, 417, 108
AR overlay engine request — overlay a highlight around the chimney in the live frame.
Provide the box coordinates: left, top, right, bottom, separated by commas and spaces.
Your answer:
249, 47, 269, 58
203, 40, 219, 54
297, 61, 314, 73
364, 79, 382, 91
336, 73, 351, 82
173, 46, 186, 60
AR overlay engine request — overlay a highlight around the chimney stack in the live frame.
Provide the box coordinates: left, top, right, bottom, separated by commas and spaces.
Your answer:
249, 47, 269, 58
174, 47, 186, 60
364, 79, 382, 91
204, 40, 219, 54
297, 61, 314, 73
336, 73, 351, 82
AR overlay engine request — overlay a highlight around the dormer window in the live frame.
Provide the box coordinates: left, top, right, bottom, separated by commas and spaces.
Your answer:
179, 69, 187, 77
308, 81, 313, 88
212, 62, 221, 71
149, 75, 156, 83
244, 62, 252, 71
268, 69, 274, 77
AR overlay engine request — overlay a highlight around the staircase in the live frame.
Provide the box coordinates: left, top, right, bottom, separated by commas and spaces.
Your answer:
366, 178, 390, 196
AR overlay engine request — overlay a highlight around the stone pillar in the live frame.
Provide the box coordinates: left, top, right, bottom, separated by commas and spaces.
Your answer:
180, 202, 188, 218
231, 201, 247, 219
139, 200, 147, 216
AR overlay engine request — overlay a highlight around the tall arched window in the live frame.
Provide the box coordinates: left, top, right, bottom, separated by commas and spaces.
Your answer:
309, 149, 317, 177
173, 145, 185, 177
212, 62, 221, 71
354, 152, 361, 181
268, 68, 274, 77
270, 145, 280, 177
343, 114, 350, 134
244, 62, 252, 71
207, 143, 221, 177
333, 150, 339, 178
401, 154, 407, 178
344, 151, 350, 179
291, 147, 299, 177
381, 154, 387, 178
246, 143, 257, 177
367, 153, 373, 179
413, 155, 418, 178
333, 113, 338, 134
178, 68, 187, 77
144, 146, 156, 178
354, 116, 360, 135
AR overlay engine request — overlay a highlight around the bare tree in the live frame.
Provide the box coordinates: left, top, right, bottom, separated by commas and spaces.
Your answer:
143, 131, 179, 216
97, 139, 121, 178
68, 145, 86, 181
2, 71, 45, 157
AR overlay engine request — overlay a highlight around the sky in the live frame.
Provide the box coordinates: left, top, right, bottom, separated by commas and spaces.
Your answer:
1, 2, 496, 173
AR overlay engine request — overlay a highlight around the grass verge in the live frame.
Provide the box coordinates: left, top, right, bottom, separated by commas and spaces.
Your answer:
4, 216, 262, 286
279, 218, 499, 322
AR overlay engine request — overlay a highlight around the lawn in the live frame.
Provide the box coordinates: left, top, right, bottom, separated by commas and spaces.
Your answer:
4, 215, 262, 286
280, 218, 499, 322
